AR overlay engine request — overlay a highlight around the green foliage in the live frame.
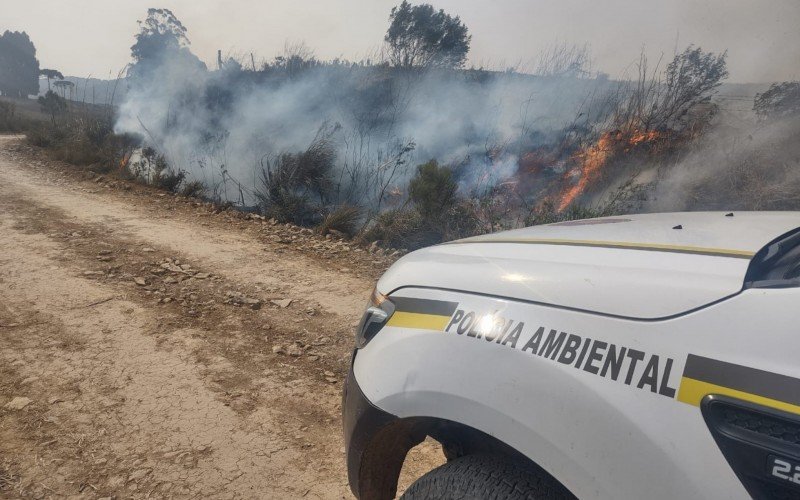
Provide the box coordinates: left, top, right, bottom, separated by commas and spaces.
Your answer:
39, 68, 63, 81
754, 82, 800, 120
385, 1, 471, 69
358, 160, 482, 250
409, 159, 457, 217
39, 68, 64, 93
0, 31, 39, 98
37, 91, 67, 125
132, 8, 188, 60
129, 8, 206, 79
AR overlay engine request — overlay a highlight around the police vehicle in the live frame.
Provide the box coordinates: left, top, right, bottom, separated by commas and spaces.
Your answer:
343, 212, 800, 499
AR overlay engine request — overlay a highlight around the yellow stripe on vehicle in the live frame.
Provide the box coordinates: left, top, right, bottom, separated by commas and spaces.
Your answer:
677, 377, 800, 415
386, 311, 452, 331
447, 237, 755, 259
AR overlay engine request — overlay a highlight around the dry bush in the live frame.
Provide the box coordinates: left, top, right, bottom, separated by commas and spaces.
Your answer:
524, 201, 602, 227
319, 204, 362, 237
613, 46, 727, 135
256, 131, 337, 226
154, 169, 186, 193
754, 82, 800, 120
682, 156, 800, 211
180, 179, 206, 198
0, 100, 29, 132
359, 198, 481, 250
130, 146, 188, 193
0, 459, 26, 497
25, 110, 140, 174
533, 42, 592, 78
359, 207, 428, 249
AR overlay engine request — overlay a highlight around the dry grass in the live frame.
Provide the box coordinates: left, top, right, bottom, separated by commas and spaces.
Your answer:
0, 463, 18, 492
319, 204, 362, 237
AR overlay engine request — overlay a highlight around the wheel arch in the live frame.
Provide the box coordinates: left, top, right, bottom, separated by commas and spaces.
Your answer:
355, 415, 573, 500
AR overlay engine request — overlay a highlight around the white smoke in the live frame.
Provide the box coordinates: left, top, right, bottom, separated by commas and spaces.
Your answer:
647, 111, 800, 211
115, 50, 615, 206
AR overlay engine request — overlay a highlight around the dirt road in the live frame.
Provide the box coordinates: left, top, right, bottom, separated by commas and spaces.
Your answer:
0, 136, 439, 499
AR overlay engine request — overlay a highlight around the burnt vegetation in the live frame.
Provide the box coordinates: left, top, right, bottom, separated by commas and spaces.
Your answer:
2, 4, 800, 250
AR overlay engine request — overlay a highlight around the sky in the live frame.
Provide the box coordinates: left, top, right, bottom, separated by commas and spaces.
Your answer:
3, 0, 799, 83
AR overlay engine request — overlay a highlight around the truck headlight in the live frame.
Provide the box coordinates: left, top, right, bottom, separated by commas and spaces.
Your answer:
355, 287, 395, 348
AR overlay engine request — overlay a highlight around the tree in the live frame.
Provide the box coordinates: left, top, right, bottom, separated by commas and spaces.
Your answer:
39, 68, 64, 91
38, 90, 67, 125
385, 1, 471, 69
0, 31, 40, 97
754, 82, 800, 119
655, 46, 728, 130
53, 80, 75, 100
615, 46, 728, 133
128, 8, 206, 79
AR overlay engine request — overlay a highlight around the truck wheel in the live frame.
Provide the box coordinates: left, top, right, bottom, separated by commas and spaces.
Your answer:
400, 454, 570, 500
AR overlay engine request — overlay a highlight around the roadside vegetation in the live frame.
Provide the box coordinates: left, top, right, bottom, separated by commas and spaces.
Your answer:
2, 5, 799, 251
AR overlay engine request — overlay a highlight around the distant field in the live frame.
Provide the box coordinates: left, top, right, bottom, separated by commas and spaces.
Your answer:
0, 96, 49, 122
0, 95, 114, 124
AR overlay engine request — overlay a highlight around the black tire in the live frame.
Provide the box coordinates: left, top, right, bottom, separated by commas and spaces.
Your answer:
400, 454, 572, 500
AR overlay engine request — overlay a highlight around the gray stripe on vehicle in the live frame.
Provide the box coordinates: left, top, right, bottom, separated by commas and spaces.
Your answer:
683, 354, 800, 406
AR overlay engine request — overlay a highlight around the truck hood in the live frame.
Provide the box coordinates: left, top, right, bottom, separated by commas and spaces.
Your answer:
377, 212, 800, 320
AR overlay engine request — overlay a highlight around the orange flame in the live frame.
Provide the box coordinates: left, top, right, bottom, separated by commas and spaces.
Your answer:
558, 133, 614, 211
557, 128, 663, 212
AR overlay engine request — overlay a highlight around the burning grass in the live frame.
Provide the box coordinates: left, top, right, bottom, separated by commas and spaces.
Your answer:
14, 36, 800, 254
556, 127, 668, 211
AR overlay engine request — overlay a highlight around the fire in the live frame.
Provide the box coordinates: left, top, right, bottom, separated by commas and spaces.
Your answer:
119, 153, 131, 171
628, 129, 661, 147
557, 128, 664, 212
557, 132, 614, 211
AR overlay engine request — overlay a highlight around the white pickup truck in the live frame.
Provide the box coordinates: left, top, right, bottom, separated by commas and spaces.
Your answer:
343, 212, 800, 500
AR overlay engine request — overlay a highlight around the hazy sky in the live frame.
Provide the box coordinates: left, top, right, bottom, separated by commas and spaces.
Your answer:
3, 0, 799, 83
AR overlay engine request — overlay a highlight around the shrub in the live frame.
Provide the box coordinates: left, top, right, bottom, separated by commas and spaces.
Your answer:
25, 122, 64, 148
180, 179, 206, 198
24, 110, 138, 173
154, 168, 186, 193
409, 159, 457, 218
524, 201, 601, 226
0, 100, 28, 132
258, 187, 319, 226
754, 82, 800, 120
319, 204, 362, 237
129, 146, 186, 193
256, 134, 336, 226
439, 198, 481, 240
359, 207, 430, 249
37, 91, 67, 125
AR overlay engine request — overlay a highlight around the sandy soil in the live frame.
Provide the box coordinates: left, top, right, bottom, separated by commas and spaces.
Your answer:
0, 136, 441, 499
